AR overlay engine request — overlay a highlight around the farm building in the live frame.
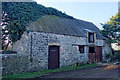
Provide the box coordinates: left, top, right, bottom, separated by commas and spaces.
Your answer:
1, 3, 112, 76
3, 15, 112, 74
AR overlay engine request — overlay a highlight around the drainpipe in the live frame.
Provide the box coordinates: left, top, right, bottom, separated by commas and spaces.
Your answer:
30, 32, 33, 62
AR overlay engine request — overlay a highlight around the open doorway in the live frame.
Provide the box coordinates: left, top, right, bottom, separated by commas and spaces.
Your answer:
88, 47, 95, 62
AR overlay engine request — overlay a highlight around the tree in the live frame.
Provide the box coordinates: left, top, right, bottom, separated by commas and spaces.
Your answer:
1, 11, 10, 50
1, 2, 74, 50
100, 11, 120, 44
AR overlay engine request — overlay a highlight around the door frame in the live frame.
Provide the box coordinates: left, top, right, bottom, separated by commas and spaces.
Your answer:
48, 45, 60, 69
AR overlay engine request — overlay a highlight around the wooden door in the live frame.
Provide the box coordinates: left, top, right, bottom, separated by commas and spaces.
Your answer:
88, 53, 96, 62
48, 46, 60, 69
95, 47, 102, 62
88, 47, 95, 62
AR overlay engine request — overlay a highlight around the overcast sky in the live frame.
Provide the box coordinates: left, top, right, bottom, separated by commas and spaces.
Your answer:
34, 0, 119, 30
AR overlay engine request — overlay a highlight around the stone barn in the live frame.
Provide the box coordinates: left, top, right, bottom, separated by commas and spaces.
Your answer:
1, 15, 112, 75
13, 15, 112, 68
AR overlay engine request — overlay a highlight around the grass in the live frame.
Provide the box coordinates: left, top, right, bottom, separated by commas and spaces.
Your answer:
3, 63, 97, 79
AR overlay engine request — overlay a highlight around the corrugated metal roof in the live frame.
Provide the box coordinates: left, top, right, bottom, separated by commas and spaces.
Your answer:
27, 15, 105, 39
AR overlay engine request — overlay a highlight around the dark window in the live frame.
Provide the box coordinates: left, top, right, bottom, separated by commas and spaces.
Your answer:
79, 46, 84, 53
89, 47, 95, 53
88, 32, 95, 43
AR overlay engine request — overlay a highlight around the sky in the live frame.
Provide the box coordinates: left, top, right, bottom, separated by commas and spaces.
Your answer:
34, 0, 119, 30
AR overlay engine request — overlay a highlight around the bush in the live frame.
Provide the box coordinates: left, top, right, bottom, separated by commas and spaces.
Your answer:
105, 51, 120, 62
114, 51, 120, 61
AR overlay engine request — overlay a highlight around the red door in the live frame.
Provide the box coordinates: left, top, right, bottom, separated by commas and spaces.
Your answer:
95, 47, 102, 62
48, 46, 60, 69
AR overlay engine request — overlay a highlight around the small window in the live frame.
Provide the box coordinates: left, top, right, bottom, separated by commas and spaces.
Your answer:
79, 46, 84, 53
89, 47, 95, 53
88, 32, 95, 43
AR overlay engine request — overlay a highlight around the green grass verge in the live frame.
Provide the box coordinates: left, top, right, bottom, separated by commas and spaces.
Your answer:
3, 63, 97, 79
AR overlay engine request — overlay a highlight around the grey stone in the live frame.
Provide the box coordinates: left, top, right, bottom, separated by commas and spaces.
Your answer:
1, 31, 112, 76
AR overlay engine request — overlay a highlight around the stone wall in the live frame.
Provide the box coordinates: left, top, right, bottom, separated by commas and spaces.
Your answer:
0, 54, 2, 79
0, 25, 2, 50
12, 31, 88, 72
1, 31, 89, 75
3, 31, 111, 76
96, 39, 104, 46
27, 32, 88, 68
12, 32, 30, 55
0, 1, 2, 50
1, 54, 29, 76
102, 40, 112, 60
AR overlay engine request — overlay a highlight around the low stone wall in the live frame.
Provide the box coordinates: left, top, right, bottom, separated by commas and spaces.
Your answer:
1, 53, 49, 76
1, 53, 87, 76
1, 54, 29, 76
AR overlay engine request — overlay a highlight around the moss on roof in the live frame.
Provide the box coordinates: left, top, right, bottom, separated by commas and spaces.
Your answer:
27, 15, 105, 39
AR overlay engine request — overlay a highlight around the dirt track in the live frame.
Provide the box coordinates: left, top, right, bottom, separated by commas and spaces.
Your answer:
37, 65, 120, 78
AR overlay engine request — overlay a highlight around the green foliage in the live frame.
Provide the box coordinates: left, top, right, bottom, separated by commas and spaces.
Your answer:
2, 2, 74, 42
100, 11, 120, 44
105, 51, 120, 61
114, 51, 120, 61
100, 30, 110, 38
106, 38, 117, 43
105, 53, 116, 61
